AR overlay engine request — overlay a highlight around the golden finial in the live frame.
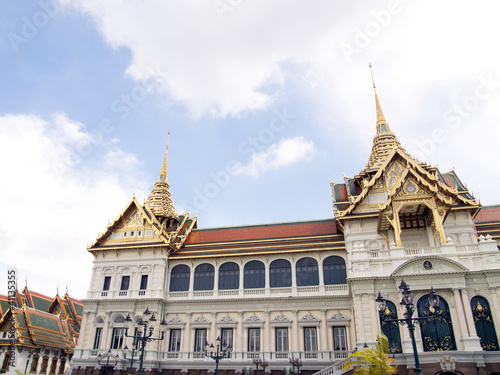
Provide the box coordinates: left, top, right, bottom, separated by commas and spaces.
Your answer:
369, 63, 390, 135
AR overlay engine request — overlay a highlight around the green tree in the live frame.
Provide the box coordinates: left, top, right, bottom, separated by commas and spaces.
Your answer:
342, 334, 397, 374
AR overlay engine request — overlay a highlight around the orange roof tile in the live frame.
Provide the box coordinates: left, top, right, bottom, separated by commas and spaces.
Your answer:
474, 206, 500, 223
184, 220, 338, 244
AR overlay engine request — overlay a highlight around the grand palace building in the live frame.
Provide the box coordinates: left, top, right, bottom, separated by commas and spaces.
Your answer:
68, 76, 500, 375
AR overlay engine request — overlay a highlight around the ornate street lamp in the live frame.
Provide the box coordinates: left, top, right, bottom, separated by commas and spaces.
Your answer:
124, 308, 167, 375
253, 356, 268, 375
123, 343, 139, 375
205, 336, 232, 375
289, 355, 302, 374
376, 280, 440, 375
97, 349, 119, 375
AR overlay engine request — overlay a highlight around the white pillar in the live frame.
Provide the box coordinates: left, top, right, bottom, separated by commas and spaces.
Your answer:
238, 312, 244, 353
292, 310, 299, 352
265, 311, 271, 352
452, 288, 470, 337
354, 294, 365, 346
321, 309, 328, 352
369, 293, 379, 342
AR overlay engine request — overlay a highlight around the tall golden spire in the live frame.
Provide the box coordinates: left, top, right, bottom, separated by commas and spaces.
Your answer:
147, 132, 179, 226
366, 64, 401, 170
370, 63, 391, 135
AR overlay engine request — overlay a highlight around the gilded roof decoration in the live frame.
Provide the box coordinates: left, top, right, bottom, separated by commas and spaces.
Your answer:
146, 135, 179, 224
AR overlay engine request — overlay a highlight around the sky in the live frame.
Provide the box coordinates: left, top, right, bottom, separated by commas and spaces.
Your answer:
1, 0, 499, 299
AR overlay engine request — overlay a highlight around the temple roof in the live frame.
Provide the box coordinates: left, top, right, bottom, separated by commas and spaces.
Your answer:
173, 219, 344, 259
331, 68, 480, 226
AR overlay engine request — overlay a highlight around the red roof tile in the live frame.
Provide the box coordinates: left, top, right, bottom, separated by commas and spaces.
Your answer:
339, 185, 348, 201
474, 206, 500, 223
184, 220, 338, 244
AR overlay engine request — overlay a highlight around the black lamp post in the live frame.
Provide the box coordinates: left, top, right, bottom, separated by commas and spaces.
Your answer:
288, 355, 302, 374
123, 342, 139, 375
376, 280, 440, 375
205, 336, 232, 375
124, 307, 167, 375
252, 357, 268, 375
97, 349, 119, 375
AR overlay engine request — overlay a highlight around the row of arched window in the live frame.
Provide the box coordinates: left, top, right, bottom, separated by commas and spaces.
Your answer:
381, 295, 499, 352
169, 256, 347, 291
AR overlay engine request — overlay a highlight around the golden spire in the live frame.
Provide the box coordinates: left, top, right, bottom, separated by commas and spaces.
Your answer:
369, 63, 391, 135
366, 64, 401, 170
147, 132, 179, 225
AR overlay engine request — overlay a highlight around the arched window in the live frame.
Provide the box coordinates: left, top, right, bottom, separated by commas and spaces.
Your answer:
270, 259, 291, 288
471, 296, 499, 351
323, 256, 347, 285
194, 263, 214, 291
244, 261, 265, 289
379, 301, 402, 353
218, 262, 240, 290
418, 295, 456, 351
296, 257, 319, 286
170, 265, 190, 292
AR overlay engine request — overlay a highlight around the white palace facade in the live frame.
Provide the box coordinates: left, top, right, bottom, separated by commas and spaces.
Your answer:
69, 79, 500, 375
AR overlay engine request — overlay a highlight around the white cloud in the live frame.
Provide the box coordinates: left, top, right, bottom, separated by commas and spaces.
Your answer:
234, 136, 315, 177
0, 113, 149, 298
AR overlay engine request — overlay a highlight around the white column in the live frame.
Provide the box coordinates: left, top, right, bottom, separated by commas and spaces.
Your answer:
239, 261, 245, 295
264, 311, 271, 352
318, 257, 325, 293
489, 287, 500, 339
183, 313, 192, 353
321, 309, 328, 352
292, 310, 299, 352
188, 266, 195, 298
369, 293, 379, 342
461, 288, 476, 336
354, 294, 365, 346
459, 288, 483, 351
211, 312, 217, 344
102, 312, 111, 349
238, 312, 244, 353
452, 288, 469, 337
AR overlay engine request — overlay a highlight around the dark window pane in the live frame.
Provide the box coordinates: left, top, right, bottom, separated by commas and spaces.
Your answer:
93, 328, 102, 350
194, 263, 214, 291
270, 259, 291, 288
296, 257, 319, 286
169, 329, 181, 352
418, 295, 456, 351
103, 276, 111, 291
323, 256, 347, 285
244, 261, 265, 289
120, 276, 130, 291
219, 262, 239, 290
471, 296, 499, 351
140, 275, 148, 290
170, 264, 190, 292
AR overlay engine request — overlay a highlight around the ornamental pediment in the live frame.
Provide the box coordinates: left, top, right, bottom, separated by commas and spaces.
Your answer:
328, 312, 350, 322
299, 312, 319, 322
271, 313, 291, 323
392, 256, 468, 278
218, 314, 236, 324
244, 314, 263, 324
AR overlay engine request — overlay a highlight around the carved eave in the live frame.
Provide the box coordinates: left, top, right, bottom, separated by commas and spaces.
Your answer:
335, 149, 481, 228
